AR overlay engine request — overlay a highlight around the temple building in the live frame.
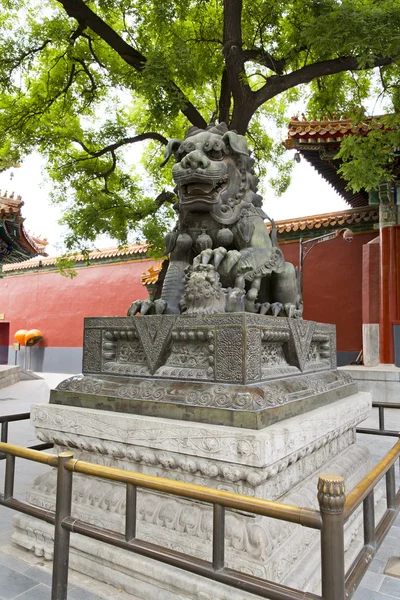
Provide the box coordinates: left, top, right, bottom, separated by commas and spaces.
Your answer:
284, 116, 399, 368
0, 191, 48, 265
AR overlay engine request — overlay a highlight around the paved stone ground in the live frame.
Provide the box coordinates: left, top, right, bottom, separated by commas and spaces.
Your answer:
352, 407, 400, 600
0, 374, 140, 600
0, 374, 399, 599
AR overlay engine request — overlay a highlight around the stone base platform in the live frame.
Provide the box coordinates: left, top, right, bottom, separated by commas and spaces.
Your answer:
0, 365, 20, 390
341, 364, 400, 404
12, 390, 375, 598
51, 314, 353, 429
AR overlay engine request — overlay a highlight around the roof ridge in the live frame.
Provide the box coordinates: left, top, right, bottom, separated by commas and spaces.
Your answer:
268, 206, 379, 234
272, 205, 378, 224
3, 241, 149, 272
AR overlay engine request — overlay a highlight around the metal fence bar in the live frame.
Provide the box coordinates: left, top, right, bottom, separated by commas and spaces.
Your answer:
0, 413, 54, 460
379, 406, 385, 431
386, 465, 396, 509
212, 504, 225, 571
64, 517, 320, 600
67, 459, 322, 530
0, 436, 398, 600
0, 495, 56, 524
0, 413, 31, 423
363, 490, 375, 548
4, 454, 15, 500
372, 402, 400, 409
125, 483, 137, 542
1, 421, 8, 443
345, 439, 400, 520
356, 403, 400, 437
318, 475, 346, 600
51, 452, 73, 600
346, 491, 400, 597
28, 442, 54, 452
356, 428, 400, 437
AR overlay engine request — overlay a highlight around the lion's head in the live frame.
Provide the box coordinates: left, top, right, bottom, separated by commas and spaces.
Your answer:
162, 123, 262, 223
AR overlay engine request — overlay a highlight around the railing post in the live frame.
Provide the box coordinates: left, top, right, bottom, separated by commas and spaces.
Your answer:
4, 454, 15, 500
363, 490, 375, 548
212, 504, 225, 571
386, 464, 396, 509
125, 483, 137, 542
51, 452, 74, 600
318, 474, 346, 600
1, 421, 8, 443
378, 406, 385, 431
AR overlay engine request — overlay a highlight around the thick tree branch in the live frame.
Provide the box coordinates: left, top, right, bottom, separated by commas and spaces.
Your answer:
223, 0, 255, 132
58, 0, 146, 69
70, 22, 86, 41
254, 52, 400, 108
243, 49, 285, 75
72, 132, 168, 158
218, 68, 231, 124
57, 0, 207, 128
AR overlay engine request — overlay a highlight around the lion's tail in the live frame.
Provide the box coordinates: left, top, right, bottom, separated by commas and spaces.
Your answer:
265, 215, 279, 248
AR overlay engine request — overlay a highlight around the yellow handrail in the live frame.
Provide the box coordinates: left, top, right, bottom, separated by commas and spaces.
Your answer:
0, 442, 57, 466
1, 436, 399, 531
344, 437, 400, 520
68, 457, 322, 528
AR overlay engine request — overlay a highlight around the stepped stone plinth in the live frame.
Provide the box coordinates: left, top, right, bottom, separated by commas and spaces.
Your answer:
12, 314, 374, 599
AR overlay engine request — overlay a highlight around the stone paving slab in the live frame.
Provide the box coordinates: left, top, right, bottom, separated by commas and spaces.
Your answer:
385, 556, 400, 578
0, 374, 399, 599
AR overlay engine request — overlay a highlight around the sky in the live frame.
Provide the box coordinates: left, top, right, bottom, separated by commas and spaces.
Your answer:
0, 146, 349, 257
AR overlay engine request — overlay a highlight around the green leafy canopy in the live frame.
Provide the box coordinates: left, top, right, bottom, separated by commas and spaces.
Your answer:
1, 0, 400, 253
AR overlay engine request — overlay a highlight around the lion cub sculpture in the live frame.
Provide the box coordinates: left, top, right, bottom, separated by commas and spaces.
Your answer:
129, 122, 302, 318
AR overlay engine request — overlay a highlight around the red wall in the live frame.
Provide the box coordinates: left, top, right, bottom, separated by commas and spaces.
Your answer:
0, 234, 378, 354
281, 232, 377, 352
0, 259, 154, 348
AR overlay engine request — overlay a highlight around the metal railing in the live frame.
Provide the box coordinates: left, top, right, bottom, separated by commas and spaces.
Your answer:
357, 401, 400, 437
0, 437, 399, 600
0, 412, 53, 459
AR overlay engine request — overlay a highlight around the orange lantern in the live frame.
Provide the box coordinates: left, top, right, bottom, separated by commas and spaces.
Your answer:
25, 329, 43, 347
14, 330, 27, 347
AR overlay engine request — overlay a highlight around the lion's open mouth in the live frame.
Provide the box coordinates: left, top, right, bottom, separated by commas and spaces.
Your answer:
180, 175, 228, 203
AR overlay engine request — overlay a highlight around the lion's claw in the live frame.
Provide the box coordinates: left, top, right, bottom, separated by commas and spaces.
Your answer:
271, 302, 283, 317
154, 299, 168, 314
127, 299, 167, 316
127, 300, 142, 316
259, 302, 271, 315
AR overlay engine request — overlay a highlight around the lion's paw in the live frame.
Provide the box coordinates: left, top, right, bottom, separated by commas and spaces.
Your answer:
127, 299, 167, 316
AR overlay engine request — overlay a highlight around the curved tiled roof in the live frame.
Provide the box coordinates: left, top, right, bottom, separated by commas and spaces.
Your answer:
3, 242, 148, 272
0, 192, 23, 217
268, 206, 379, 234
283, 115, 393, 208
285, 115, 385, 145
0, 191, 48, 261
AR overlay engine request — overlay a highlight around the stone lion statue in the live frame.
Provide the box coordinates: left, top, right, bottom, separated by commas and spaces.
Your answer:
128, 122, 302, 317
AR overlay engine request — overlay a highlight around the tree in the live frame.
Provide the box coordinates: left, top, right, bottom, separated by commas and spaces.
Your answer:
1, 0, 400, 253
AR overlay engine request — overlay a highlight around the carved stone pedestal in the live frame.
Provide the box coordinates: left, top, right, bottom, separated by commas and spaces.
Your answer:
12, 315, 375, 598
12, 392, 374, 598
